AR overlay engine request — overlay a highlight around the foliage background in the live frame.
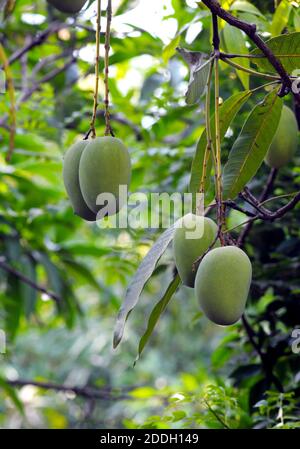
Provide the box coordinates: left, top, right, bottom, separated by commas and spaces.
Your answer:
0, 0, 299, 429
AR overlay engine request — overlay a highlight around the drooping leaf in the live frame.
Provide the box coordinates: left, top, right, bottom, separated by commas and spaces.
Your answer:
177, 48, 211, 105
252, 32, 300, 73
113, 226, 176, 348
189, 90, 252, 196
223, 89, 283, 200
134, 274, 181, 364
270, 0, 292, 36
222, 23, 250, 89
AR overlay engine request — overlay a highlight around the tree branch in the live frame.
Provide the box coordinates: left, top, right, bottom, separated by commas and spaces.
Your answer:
5, 379, 130, 401
237, 169, 278, 246
0, 258, 61, 304
201, 0, 297, 98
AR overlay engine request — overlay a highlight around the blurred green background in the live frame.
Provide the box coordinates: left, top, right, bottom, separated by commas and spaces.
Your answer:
0, 0, 299, 429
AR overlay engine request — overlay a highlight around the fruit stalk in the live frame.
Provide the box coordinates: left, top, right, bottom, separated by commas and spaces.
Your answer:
89, 0, 102, 139
212, 15, 225, 244
104, 0, 114, 137
199, 58, 215, 200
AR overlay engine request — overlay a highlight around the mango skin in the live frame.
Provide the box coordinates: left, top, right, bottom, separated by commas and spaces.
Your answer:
265, 105, 298, 169
63, 141, 96, 221
173, 214, 219, 288
79, 137, 131, 215
47, 0, 87, 13
195, 246, 252, 326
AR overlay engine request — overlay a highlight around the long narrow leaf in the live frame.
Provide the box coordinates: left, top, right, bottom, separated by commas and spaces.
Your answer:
134, 274, 181, 364
223, 89, 283, 200
113, 226, 176, 348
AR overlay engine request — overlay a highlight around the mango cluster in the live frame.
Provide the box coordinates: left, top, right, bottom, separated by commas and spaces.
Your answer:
173, 214, 252, 326
63, 137, 131, 221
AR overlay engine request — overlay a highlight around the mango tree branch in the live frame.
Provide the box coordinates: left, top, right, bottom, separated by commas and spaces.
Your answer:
5, 379, 130, 401
201, 0, 296, 98
0, 258, 61, 304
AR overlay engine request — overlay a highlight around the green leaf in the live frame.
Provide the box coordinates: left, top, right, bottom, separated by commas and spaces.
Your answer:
230, 1, 265, 18
294, 10, 300, 31
271, 0, 292, 36
163, 35, 181, 64
134, 274, 181, 364
223, 89, 283, 200
113, 226, 176, 348
189, 90, 252, 195
222, 23, 249, 90
252, 32, 300, 73
110, 31, 163, 66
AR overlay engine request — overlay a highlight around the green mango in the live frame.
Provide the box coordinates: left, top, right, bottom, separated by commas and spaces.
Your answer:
173, 214, 219, 288
265, 105, 298, 169
47, 0, 87, 14
63, 141, 96, 221
79, 136, 131, 216
195, 246, 252, 326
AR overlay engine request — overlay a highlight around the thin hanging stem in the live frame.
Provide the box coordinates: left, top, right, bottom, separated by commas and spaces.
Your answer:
88, 0, 102, 139
214, 59, 225, 243
199, 58, 215, 199
104, 0, 114, 137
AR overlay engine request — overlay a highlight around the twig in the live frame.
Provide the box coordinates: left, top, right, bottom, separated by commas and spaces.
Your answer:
262, 191, 300, 220
237, 169, 277, 246
5, 379, 130, 401
89, 0, 102, 139
0, 258, 61, 304
203, 399, 230, 429
7, 23, 66, 66
224, 200, 256, 218
221, 57, 280, 80
201, 0, 298, 98
104, 0, 114, 137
